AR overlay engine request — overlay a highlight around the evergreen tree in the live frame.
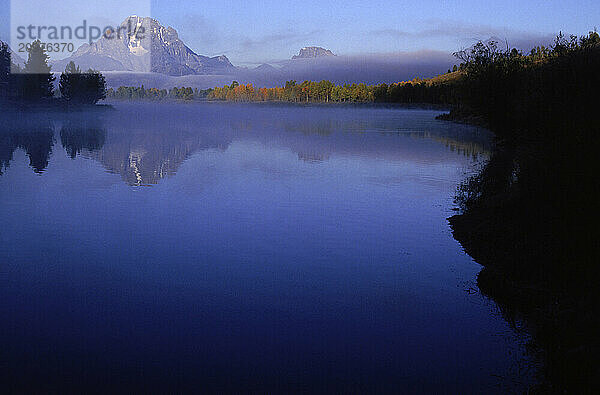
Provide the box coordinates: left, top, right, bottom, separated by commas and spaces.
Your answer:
0, 42, 10, 100
23, 40, 55, 101
59, 61, 82, 102
86, 69, 107, 104
59, 62, 107, 104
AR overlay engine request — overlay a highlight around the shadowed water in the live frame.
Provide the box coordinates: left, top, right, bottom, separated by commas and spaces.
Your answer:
0, 103, 534, 392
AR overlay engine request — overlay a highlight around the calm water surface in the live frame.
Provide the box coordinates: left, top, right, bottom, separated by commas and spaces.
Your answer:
0, 103, 533, 392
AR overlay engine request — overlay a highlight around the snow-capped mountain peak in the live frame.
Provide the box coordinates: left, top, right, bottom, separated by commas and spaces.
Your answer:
52, 16, 235, 76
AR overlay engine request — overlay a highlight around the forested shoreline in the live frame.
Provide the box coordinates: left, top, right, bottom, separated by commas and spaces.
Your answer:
0, 40, 107, 106
445, 31, 600, 393
106, 75, 458, 104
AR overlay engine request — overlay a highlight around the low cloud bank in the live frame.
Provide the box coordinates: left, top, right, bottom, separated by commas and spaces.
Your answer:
101, 50, 456, 89
250, 50, 456, 86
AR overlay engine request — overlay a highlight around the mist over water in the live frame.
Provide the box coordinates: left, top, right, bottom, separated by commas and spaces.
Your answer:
0, 103, 534, 392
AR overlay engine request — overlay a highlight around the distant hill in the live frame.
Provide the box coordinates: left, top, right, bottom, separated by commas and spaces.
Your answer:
292, 47, 336, 59
253, 64, 278, 72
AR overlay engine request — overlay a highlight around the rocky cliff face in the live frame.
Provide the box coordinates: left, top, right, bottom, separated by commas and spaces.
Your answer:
52, 17, 235, 76
292, 47, 336, 59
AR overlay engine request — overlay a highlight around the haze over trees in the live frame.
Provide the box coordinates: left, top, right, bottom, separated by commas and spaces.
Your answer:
200, 30, 600, 120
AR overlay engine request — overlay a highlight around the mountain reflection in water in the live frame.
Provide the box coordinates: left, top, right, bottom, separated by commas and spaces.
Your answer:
0, 103, 492, 186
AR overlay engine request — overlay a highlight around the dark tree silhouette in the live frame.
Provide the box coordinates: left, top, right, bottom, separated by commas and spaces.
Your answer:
58, 61, 82, 102
0, 42, 10, 100
59, 61, 107, 104
20, 40, 55, 101
447, 31, 600, 392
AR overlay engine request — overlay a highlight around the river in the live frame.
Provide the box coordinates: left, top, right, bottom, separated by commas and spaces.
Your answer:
0, 103, 535, 392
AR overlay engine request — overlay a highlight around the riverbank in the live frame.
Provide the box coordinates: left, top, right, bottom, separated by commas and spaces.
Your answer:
435, 107, 487, 128
434, 33, 600, 391
443, 124, 599, 392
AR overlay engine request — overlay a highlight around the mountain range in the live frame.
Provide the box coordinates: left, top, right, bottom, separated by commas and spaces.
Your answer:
5, 16, 454, 89
52, 16, 235, 76
49, 17, 346, 77
292, 47, 336, 59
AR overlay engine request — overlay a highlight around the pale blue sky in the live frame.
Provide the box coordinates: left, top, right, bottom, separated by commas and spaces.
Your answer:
1, 0, 599, 65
